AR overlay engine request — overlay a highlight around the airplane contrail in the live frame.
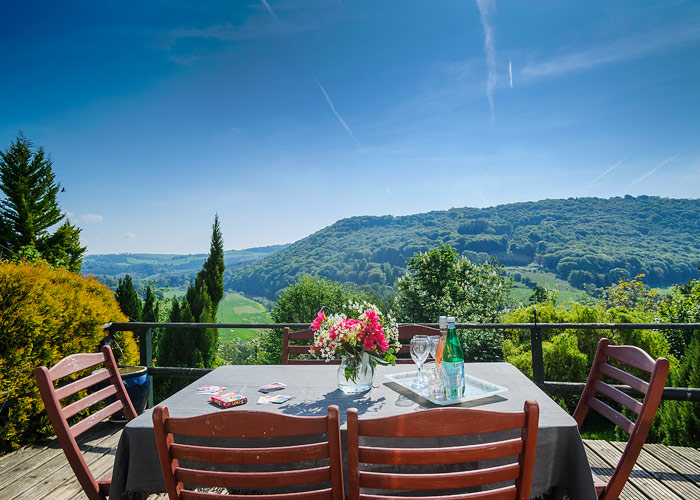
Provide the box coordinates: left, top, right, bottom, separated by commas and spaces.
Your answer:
626, 155, 677, 188
260, 0, 361, 148
509, 60, 514, 88
590, 157, 625, 184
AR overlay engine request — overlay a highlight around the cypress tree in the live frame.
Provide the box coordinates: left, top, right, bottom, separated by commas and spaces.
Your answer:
199, 214, 225, 317
0, 133, 85, 270
114, 274, 142, 321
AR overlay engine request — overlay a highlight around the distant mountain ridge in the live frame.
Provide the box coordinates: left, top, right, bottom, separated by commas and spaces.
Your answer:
83, 244, 288, 289
228, 196, 700, 299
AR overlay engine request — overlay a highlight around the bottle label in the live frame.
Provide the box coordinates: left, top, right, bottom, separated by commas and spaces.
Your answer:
443, 361, 465, 400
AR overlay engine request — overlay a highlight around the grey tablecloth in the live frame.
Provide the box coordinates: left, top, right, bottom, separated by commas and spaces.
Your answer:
110, 363, 597, 500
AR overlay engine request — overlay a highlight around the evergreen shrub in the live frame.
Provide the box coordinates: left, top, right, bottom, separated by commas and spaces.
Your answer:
0, 261, 138, 453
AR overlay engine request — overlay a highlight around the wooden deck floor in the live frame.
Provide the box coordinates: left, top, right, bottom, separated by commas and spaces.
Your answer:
1, 423, 699, 499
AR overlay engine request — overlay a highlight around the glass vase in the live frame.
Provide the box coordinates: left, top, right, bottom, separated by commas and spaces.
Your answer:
337, 351, 374, 393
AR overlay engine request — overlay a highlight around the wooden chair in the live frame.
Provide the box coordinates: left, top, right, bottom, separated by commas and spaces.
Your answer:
282, 324, 438, 365
34, 345, 138, 500
347, 401, 540, 500
573, 338, 669, 500
152, 404, 344, 500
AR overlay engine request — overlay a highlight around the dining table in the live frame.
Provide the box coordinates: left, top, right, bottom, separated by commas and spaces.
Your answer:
109, 362, 598, 500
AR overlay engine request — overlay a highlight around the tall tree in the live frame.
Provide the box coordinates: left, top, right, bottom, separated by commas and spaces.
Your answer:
198, 214, 225, 317
114, 274, 142, 321
0, 133, 85, 271
156, 215, 223, 372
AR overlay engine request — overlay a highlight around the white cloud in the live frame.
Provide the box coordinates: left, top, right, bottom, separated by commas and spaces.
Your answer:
79, 213, 103, 224
122, 232, 136, 241
521, 18, 700, 81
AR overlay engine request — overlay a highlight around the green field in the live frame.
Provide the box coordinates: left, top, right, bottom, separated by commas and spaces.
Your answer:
215, 292, 271, 342
162, 289, 271, 343
506, 266, 592, 305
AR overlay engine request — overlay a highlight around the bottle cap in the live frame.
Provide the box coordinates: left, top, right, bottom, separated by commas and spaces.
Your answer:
439, 316, 447, 329
447, 316, 456, 324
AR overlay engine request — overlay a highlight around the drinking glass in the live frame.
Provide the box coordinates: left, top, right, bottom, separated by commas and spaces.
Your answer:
410, 335, 430, 388
428, 335, 440, 359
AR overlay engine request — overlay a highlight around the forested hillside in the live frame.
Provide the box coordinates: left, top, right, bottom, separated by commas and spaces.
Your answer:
228, 196, 700, 299
83, 244, 287, 288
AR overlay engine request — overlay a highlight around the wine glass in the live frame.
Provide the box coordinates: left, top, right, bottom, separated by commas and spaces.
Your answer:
428, 335, 440, 359
410, 335, 430, 388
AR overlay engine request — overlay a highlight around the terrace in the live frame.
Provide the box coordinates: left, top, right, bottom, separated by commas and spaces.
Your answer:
2, 321, 699, 499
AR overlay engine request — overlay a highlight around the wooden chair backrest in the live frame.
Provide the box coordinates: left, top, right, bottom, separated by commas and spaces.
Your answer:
573, 338, 669, 500
282, 324, 439, 365
347, 401, 539, 500
152, 405, 344, 500
34, 345, 137, 500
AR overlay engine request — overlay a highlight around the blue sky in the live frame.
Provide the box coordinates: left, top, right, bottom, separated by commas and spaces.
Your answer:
1, 1, 699, 254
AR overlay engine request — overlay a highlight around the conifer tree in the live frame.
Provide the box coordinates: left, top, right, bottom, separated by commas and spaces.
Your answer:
114, 274, 142, 321
198, 214, 225, 317
0, 134, 85, 271
156, 215, 223, 372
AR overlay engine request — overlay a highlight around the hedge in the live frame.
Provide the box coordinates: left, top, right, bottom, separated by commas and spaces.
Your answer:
0, 261, 138, 453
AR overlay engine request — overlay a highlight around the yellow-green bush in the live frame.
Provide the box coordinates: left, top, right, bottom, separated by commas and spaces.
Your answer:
0, 261, 138, 453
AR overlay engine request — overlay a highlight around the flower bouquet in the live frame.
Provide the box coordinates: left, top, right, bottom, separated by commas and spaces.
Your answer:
310, 301, 399, 392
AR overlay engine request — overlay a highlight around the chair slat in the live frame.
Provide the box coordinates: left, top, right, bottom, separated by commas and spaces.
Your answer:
62, 384, 118, 419
289, 330, 316, 341
164, 411, 329, 439
599, 363, 649, 394
175, 466, 331, 489
48, 352, 108, 380
588, 397, 635, 435
592, 379, 643, 415
55, 369, 112, 401
70, 400, 124, 438
358, 408, 525, 437
288, 346, 315, 354
180, 488, 334, 500
170, 442, 331, 464
360, 486, 517, 500
604, 345, 656, 373
359, 464, 520, 491
359, 439, 523, 465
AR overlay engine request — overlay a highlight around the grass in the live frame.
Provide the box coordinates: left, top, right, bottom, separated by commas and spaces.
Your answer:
160, 289, 271, 343
506, 266, 593, 305
215, 292, 271, 342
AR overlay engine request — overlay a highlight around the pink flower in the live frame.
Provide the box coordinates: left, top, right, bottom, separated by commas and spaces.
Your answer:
311, 311, 325, 331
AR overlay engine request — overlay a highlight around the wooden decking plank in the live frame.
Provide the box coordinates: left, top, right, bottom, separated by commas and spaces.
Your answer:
584, 440, 648, 500
607, 442, 700, 499
44, 450, 117, 499
0, 421, 113, 480
645, 443, 700, 479
605, 441, 682, 500
667, 445, 700, 469
3, 423, 122, 500
0, 421, 121, 492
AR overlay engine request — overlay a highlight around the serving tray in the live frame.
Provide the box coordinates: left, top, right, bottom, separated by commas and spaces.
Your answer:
384, 370, 508, 405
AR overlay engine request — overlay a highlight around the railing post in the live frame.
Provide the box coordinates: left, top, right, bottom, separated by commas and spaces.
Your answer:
530, 307, 544, 385
139, 327, 154, 408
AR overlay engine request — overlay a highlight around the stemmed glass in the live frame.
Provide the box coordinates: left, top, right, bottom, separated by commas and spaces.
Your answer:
428, 335, 440, 360
410, 335, 430, 388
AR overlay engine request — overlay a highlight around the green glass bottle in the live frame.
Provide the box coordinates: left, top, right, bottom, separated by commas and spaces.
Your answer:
442, 316, 465, 399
